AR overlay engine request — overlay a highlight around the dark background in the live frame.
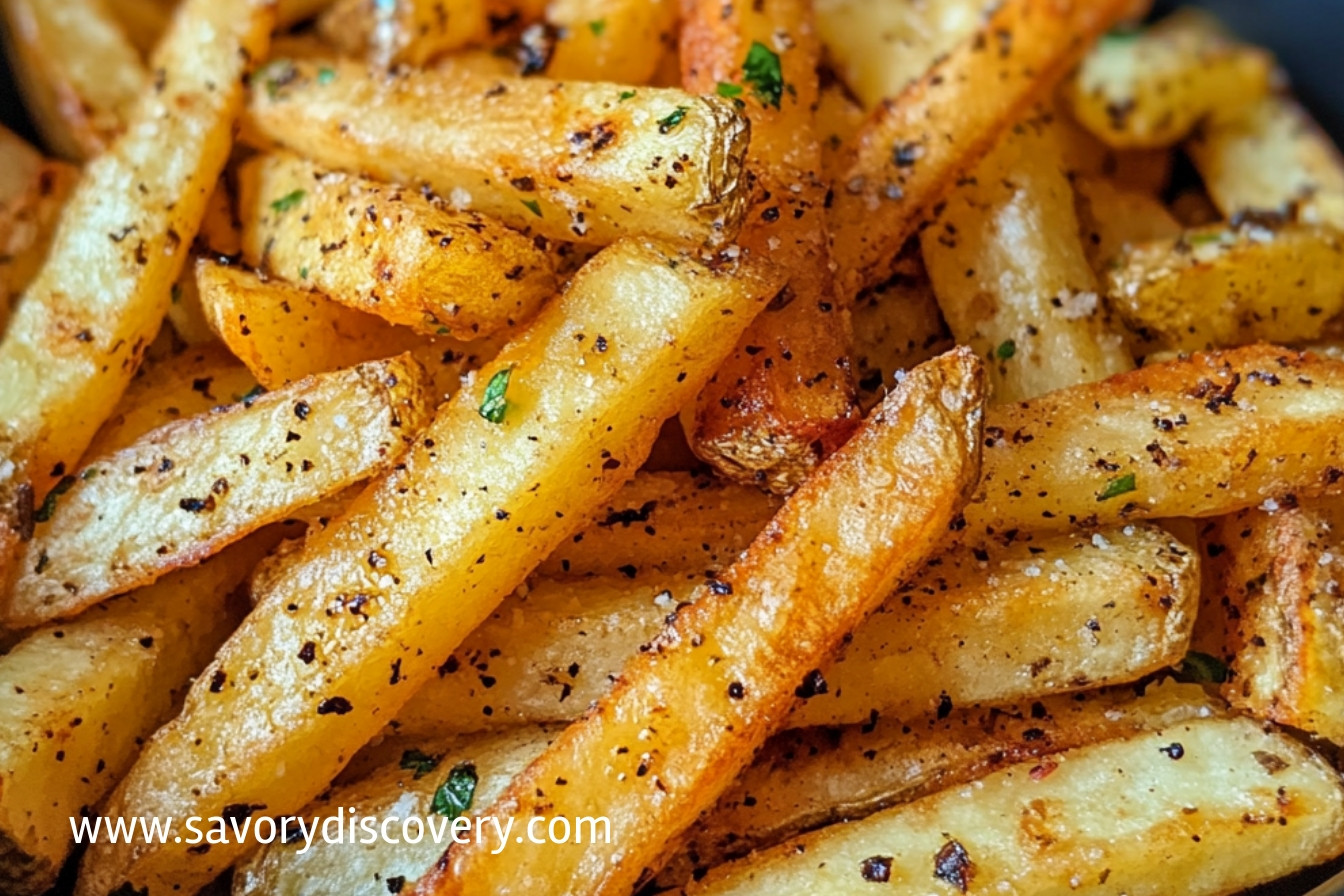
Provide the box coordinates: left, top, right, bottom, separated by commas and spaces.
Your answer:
5, 1, 1344, 894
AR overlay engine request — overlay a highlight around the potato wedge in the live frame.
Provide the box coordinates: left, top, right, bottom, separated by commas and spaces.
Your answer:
660, 682, 1223, 888
6, 354, 431, 626
0, 0, 146, 159
417, 349, 984, 896
1072, 174, 1182, 275
922, 112, 1133, 402
536, 471, 781, 578
196, 261, 494, 401
683, 716, 1344, 896
83, 342, 258, 458
852, 259, 953, 414
77, 239, 781, 895
679, 0, 859, 494
245, 58, 751, 248
1188, 91, 1344, 229
0, 0, 275, 596
1105, 222, 1344, 352
964, 346, 1344, 539
1196, 500, 1344, 742
1055, 110, 1175, 197
828, 0, 1141, 295
397, 521, 1194, 738
546, 0, 678, 85
0, 536, 269, 896
238, 152, 557, 339
815, 81, 865, 185
0, 156, 79, 333
1065, 10, 1274, 149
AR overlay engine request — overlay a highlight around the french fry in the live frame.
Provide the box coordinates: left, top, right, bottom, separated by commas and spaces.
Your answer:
922, 113, 1133, 402
1187, 91, 1344, 229
813, 0, 983, 110
76, 239, 781, 895
535, 471, 781, 578
1105, 222, 1344, 352
1196, 499, 1344, 742
1065, 10, 1275, 149
238, 152, 557, 339
659, 682, 1222, 888
546, 0, 679, 85
851, 257, 953, 413
104, 0, 172, 56
0, 0, 146, 159
395, 521, 1194, 738
814, 81, 864, 185
165, 180, 244, 345
245, 58, 752, 248
964, 346, 1344, 539
0, 0, 275, 599
1072, 174, 1182, 274
317, 0, 495, 67
682, 717, 1344, 896
82, 342, 258, 458
0, 151, 79, 332
828, 0, 1142, 296
415, 349, 984, 896
0, 536, 271, 895
679, 0, 859, 494
198, 260, 497, 402
6, 354, 433, 627
1055, 110, 1175, 196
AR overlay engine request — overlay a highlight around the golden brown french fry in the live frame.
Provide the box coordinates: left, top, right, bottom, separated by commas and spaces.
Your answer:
196, 261, 497, 402
659, 681, 1222, 888
546, 0, 679, 84
238, 152, 557, 339
0, 0, 275, 598
0, 0, 146, 159
1055, 109, 1175, 196
922, 113, 1133, 402
814, 80, 865, 184
1072, 174, 1182, 274
828, 0, 1142, 296
165, 180, 243, 345
0, 536, 270, 895
851, 256, 953, 413
536, 471, 781, 578
104, 0, 172, 56
77, 239, 781, 895
679, 0, 859, 493
245, 58, 751, 248
83, 342, 258, 458
813, 0, 983, 110
1065, 10, 1274, 149
1195, 499, 1344, 742
1105, 222, 1344, 352
964, 346, 1344, 539
0, 155, 79, 333
683, 717, 1344, 896
318, 0, 494, 67
416, 349, 984, 896
6, 354, 432, 627
1187, 91, 1344, 229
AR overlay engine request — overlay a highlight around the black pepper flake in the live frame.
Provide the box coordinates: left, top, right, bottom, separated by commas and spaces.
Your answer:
794, 669, 828, 699
936, 692, 954, 719
933, 840, 975, 893
294, 401, 310, 420
298, 641, 316, 664
179, 496, 215, 513
1159, 742, 1185, 760
386, 876, 406, 894
208, 669, 227, 692
317, 696, 353, 715
860, 855, 893, 883
727, 682, 745, 699
708, 579, 733, 595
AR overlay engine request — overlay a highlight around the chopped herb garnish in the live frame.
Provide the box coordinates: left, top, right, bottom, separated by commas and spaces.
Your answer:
742, 41, 784, 109
1188, 231, 1227, 246
716, 82, 743, 98
270, 190, 306, 214
588, 18, 606, 36
618, 89, 637, 101
658, 106, 689, 133
317, 66, 336, 85
1097, 472, 1137, 501
521, 198, 543, 218
436, 326, 450, 335
235, 384, 267, 406
479, 367, 513, 423
81, 468, 99, 481
1178, 651, 1229, 683
399, 749, 442, 780
258, 58, 296, 100
34, 475, 76, 524
1102, 26, 1142, 45
995, 339, 1016, 361
299, 266, 309, 279
431, 762, 477, 818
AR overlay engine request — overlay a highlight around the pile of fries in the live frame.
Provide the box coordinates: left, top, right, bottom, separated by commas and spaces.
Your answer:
5, 0, 1344, 893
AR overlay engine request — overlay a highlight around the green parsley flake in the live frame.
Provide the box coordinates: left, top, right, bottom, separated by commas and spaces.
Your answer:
479, 367, 513, 423
618, 89, 637, 101
1178, 651, 1229, 684
1097, 472, 1137, 502
258, 59, 296, 100
1188, 231, 1227, 246
270, 190, 306, 214
589, 18, 606, 36
431, 762, 478, 818
658, 106, 689, 134
317, 67, 336, 85
399, 749, 442, 780
34, 475, 77, 524
81, 467, 99, 481
742, 41, 784, 109
521, 198, 543, 218
299, 266, 309, 280
995, 339, 1016, 361
716, 82, 743, 99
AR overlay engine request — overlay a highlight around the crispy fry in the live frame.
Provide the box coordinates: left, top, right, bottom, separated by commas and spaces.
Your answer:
0, 150, 79, 333
683, 717, 1344, 896
245, 58, 752, 247
416, 349, 983, 896
77, 239, 781, 895
318, 0, 495, 67
828, 0, 1142, 295
922, 113, 1133, 402
0, 0, 275, 597
238, 152, 557, 339
0, 0, 146, 159
104, 0, 172, 56
6, 354, 432, 627
546, 0, 679, 84
851, 256, 953, 413
1072, 174, 1182, 274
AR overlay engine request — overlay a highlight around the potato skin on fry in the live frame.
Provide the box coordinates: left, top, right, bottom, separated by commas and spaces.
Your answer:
245, 59, 752, 248
418, 349, 984, 896
77, 239, 781, 896
238, 152, 557, 340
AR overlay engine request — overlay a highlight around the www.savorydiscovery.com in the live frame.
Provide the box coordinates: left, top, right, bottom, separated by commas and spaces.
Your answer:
71, 809, 613, 855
